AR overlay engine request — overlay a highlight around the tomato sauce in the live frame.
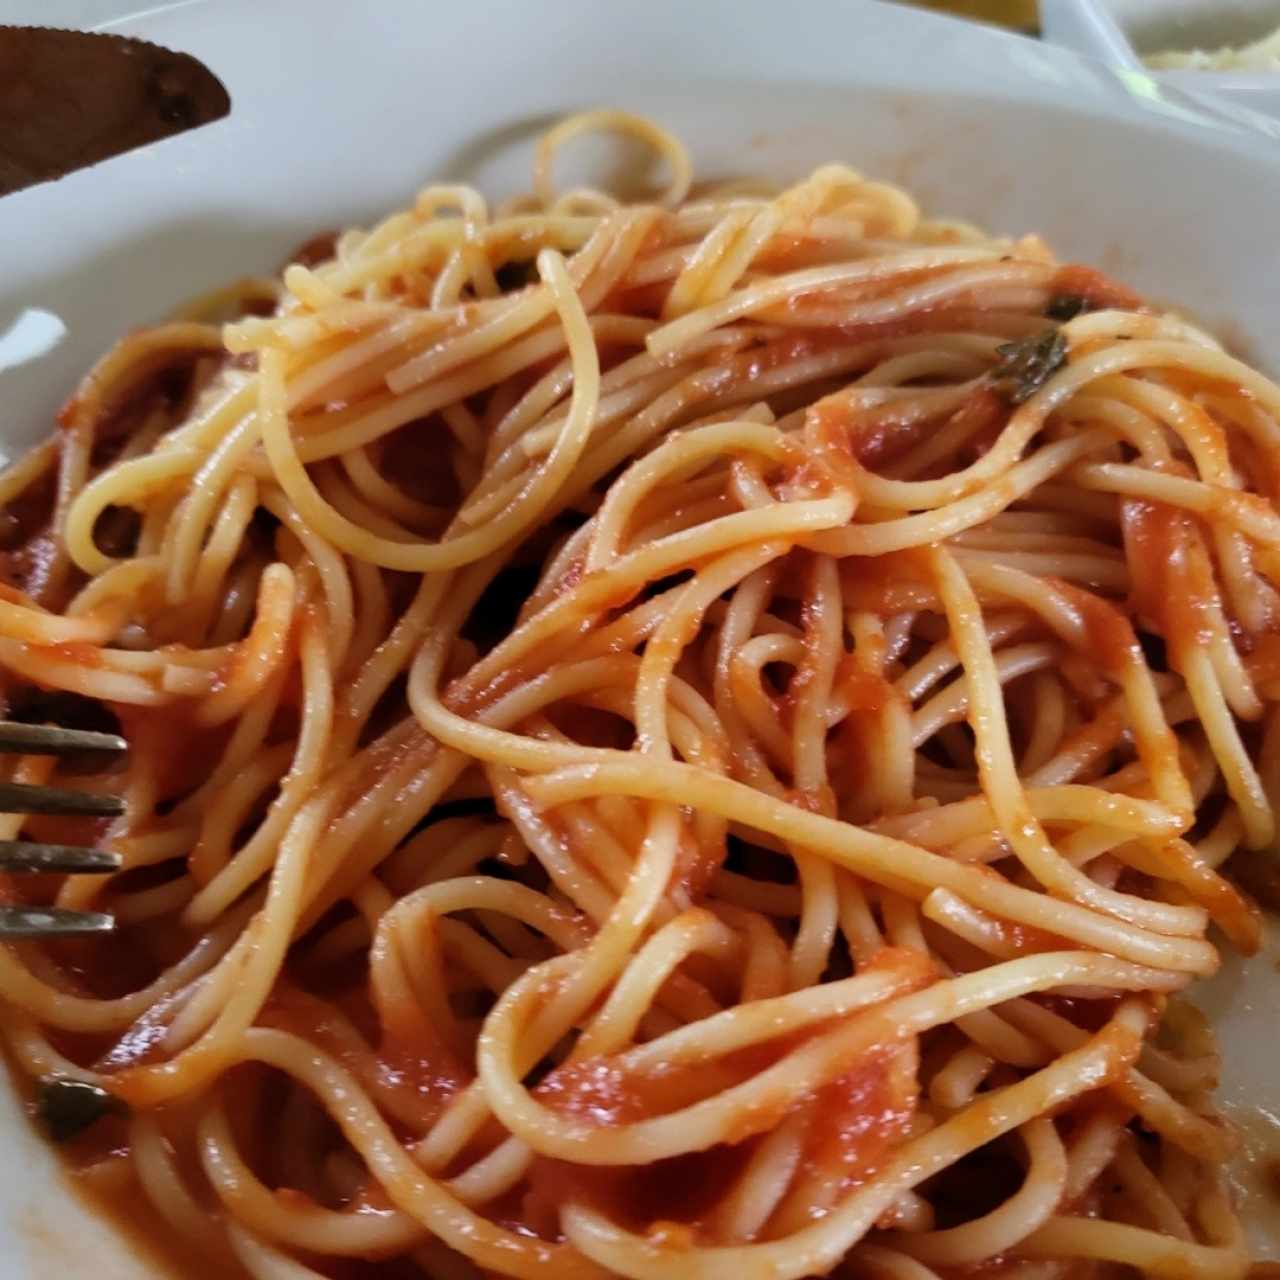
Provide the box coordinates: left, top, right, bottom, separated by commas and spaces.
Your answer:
528, 1028, 919, 1242
838, 549, 939, 614
669, 821, 727, 901
535, 1018, 826, 1137
800, 398, 863, 493
527, 1141, 757, 1242
1048, 263, 1144, 313
1122, 496, 1218, 658
802, 1042, 918, 1211
1046, 577, 1138, 674
836, 659, 893, 714
265, 982, 466, 1136
111, 700, 229, 808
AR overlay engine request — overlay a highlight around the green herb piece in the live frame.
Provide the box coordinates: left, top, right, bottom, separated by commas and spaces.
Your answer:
1045, 293, 1092, 322
36, 1077, 123, 1143
992, 329, 1068, 404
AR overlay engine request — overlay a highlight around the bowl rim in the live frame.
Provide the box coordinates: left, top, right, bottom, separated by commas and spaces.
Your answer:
3, 0, 1280, 1274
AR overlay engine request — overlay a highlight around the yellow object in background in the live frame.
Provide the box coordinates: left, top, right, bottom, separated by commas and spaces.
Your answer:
895, 0, 1039, 32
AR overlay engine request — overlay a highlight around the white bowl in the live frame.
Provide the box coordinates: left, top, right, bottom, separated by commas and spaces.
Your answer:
2, 0, 1280, 1272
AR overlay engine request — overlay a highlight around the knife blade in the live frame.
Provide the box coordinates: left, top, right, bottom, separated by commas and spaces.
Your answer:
0, 27, 229, 198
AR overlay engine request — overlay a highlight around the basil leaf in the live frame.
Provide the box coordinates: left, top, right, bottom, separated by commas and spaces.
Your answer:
992, 329, 1068, 405
37, 1077, 123, 1143
1045, 293, 1092, 322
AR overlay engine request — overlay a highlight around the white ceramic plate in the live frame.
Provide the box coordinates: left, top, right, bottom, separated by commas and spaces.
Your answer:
1, 0, 1279, 1273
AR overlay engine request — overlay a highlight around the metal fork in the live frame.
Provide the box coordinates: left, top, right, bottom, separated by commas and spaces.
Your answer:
0, 722, 125, 938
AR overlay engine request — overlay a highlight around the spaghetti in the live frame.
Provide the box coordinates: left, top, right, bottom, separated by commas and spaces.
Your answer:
0, 109, 1272, 1278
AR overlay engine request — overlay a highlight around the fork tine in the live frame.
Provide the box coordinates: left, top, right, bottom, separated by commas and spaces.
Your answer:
0, 722, 127, 934
0, 906, 114, 937
0, 723, 127, 756
0, 842, 121, 873
0, 782, 125, 817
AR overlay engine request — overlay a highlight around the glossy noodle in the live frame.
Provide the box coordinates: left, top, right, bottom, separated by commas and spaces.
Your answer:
0, 110, 1273, 1279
